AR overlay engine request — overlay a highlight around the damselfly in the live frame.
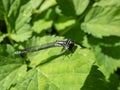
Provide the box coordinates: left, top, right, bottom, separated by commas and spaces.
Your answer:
15, 39, 74, 55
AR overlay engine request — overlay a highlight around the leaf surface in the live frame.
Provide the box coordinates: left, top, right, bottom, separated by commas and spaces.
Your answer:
81, 1, 120, 38
56, 0, 89, 16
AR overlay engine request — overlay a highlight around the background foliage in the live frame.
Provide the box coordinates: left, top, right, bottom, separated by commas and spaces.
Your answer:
0, 0, 120, 90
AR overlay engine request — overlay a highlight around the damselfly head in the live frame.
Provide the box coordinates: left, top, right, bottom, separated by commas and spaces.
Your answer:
67, 39, 74, 51
61, 39, 74, 51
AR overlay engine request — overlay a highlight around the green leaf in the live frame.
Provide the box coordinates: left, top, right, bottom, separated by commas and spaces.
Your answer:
72, 0, 90, 15
82, 35, 120, 48
93, 46, 120, 78
0, 0, 43, 42
37, 48, 95, 90
11, 24, 32, 42
32, 9, 55, 34
94, 0, 120, 7
36, 0, 57, 13
81, 35, 120, 78
81, 4, 120, 38
0, 0, 6, 20
7, 0, 20, 17
12, 45, 95, 89
0, 65, 27, 90
11, 0, 43, 42
0, 0, 11, 15
11, 68, 59, 90
56, 0, 89, 16
0, 55, 26, 90
81, 66, 119, 90
0, 33, 6, 42
54, 15, 76, 35
12, 35, 95, 89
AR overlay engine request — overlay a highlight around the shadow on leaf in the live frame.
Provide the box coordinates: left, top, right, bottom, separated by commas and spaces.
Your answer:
81, 65, 119, 90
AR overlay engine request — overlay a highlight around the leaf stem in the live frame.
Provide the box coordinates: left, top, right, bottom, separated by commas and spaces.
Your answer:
4, 15, 14, 45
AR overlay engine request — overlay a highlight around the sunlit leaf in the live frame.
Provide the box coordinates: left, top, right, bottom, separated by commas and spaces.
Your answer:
0, 65, 27, 90
81, 4, 120, 38
0, 55, 26, 90
37, 0, 57, 13
32, 9, 55, 34
93, 46, 120, 78
54, 15, 76, 34
94, 0, 120, 7
12, 44, 95, 90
